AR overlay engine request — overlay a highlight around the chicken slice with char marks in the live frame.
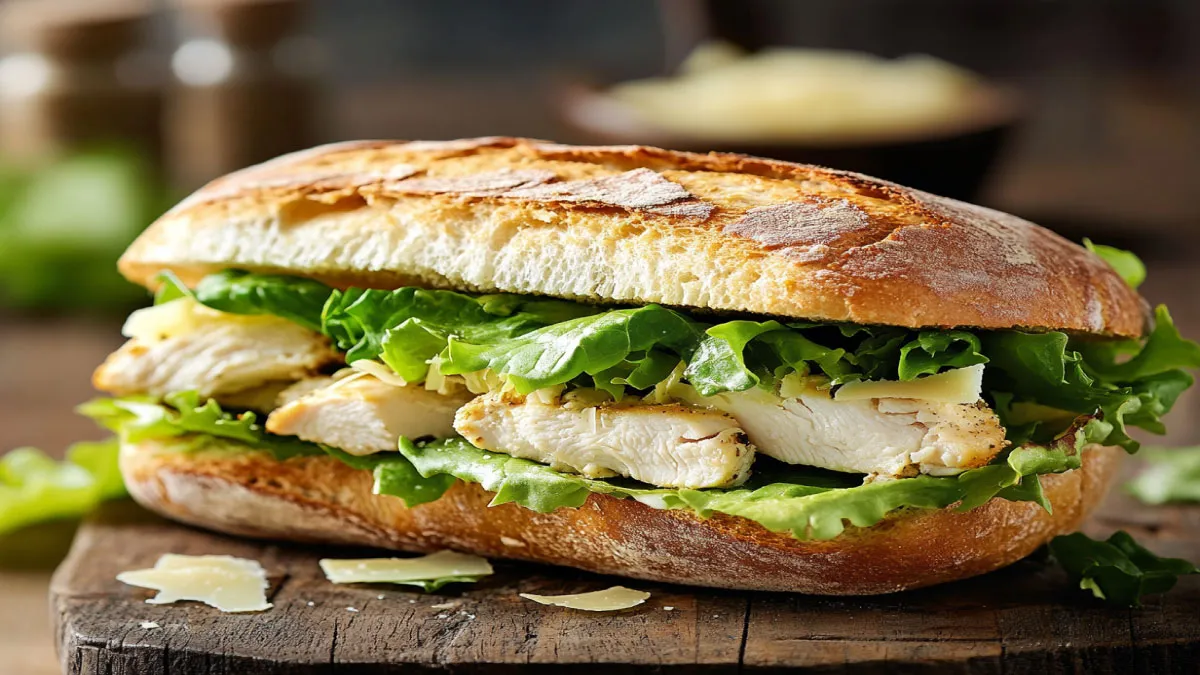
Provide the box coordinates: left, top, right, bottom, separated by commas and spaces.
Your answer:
266, 374, 473, 455
671, 382, 1007, 479
453, 391, 755, 489
93, 299, 339, 401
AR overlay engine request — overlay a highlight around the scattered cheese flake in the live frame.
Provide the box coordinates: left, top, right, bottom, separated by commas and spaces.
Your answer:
116, 554, 272, 613
349, 359, 410, 387
499, 536, 526, 548
663, 606, 675, 611
346, 607, 359, 612
377, 594, 386, 600
430, 601, 460, 610
306, 601, 315, 607
833, 364, 984, 404
139, 621, 160, 629
121, 298, 206, 342
519, 586, 650, 612
319, 550, 493, 586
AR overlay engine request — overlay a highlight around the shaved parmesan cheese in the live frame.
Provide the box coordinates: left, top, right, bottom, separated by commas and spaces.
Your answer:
122, 298, 211, 342
526, 384, 565, 405
519, 586, 650, 611
778, 372, 830, 399
461, 369, 504, 395
834, 364, 984, 404
319, 550, 493, 585
116, 554, 272, 613
350, 359, 410, 387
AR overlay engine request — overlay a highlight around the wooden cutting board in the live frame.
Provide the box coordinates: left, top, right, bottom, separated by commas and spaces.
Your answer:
51, 487, 1200, 675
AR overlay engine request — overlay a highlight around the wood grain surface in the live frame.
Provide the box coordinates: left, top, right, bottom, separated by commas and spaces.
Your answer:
47, 484, 1200, 674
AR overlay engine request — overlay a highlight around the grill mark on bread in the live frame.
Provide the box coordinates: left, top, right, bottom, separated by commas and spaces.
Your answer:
504, 168, 703, 210
724, 200, 872, 249
501, 166, 705, 216
380, 169, 557, 196
177, 165, 420, 212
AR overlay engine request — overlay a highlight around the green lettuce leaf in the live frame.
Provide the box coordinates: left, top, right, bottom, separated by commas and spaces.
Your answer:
1049, 530, 1198, 606
82, 395, 452, 508
396, 418, 1103, 540
190, 269, 333, 333
0, 438, 127, 535
1126, 446, 1200, 505
323, 447, 456, 508
323, 286, 600, 380
76, 394, 1113, 543
981, 306, 1200, 451
1084, 239, 1146, 289
160, 271, 1200, 451
445, 305, 704, 394
79, 392, 323, 461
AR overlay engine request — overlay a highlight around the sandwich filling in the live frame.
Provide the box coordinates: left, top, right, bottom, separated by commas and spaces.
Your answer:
84, 267, 1200, 539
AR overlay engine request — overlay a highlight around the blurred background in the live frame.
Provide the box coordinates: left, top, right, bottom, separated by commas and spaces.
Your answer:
0, 0, 1197, 672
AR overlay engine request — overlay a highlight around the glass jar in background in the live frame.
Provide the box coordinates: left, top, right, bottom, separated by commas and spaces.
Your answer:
168, 0, 322, 189
0, 0, 163, 166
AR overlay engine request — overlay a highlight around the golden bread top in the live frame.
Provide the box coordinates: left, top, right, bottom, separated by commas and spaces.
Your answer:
120, 137, 1147, 336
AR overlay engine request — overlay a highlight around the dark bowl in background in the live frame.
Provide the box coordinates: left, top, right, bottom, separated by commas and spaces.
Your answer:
559, 80, 1023, 203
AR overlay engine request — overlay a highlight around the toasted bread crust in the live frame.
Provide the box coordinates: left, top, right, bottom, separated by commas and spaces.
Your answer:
119, 138, 1147, 337
119, 438, 1120, 595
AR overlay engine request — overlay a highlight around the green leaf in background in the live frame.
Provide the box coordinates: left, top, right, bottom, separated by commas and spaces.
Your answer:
0, 147, 175, 311
1049, 530, 1199, 606
79, 393, 323, 461
1084, 239, 1147, 289
1126, 446, 1200, 505
0, 438, 127, 535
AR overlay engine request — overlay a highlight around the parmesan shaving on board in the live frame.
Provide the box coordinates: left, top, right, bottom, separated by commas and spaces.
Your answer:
320, 550, 493, 585
116, 554, 272, 613
519, 586, 650, 611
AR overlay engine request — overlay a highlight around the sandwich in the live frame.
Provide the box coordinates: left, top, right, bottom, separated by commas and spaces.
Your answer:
82, 137, 1200, 594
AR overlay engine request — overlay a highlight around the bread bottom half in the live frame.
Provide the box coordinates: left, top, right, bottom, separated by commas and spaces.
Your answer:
120, 438, 1121, 595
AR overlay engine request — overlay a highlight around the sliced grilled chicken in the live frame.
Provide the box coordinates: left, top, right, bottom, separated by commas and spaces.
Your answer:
266, 374, 473, 455
672, 382, 1007, 479
93, 299, 338, 400
454, 392, 754, 489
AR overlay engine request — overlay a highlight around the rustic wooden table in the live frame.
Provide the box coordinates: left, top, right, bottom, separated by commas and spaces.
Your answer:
4, 260, 1200, 674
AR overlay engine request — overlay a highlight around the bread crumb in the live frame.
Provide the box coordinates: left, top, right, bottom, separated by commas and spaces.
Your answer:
500, 536, 526, 548
139, 621, 160, 629
377, 594, 386, 600
306, 601, 315, 607
430, 601, 460, 610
